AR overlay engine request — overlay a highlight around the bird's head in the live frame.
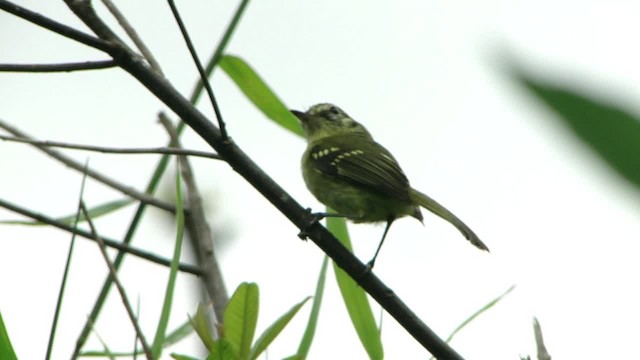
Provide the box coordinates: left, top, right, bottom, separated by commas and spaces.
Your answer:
291, 103, 371, 142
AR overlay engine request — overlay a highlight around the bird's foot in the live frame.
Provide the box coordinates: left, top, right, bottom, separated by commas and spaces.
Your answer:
297, 208, 326, 240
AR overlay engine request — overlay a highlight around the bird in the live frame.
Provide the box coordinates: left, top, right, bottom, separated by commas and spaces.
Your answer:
291, 103, 488, 268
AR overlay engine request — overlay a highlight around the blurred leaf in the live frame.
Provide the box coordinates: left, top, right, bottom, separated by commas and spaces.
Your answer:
0, 311, 17, 360
219, 55, 304, 137
164, 320, 195, 349
327, 216, 383, 360
224, 282, 259, 360
189, 304, 216, 351
0, 198, 133, 225
446, 285, 514, 343
171, 354, 200, 360
249, 296, 310, 360
151, 166, 186, 359
289, 257, 329, 359
515, 71, 640, 188
206, 339, 236, 360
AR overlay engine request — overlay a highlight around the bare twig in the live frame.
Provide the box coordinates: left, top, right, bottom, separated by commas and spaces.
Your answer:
81, 201, 152, 359
0, 133, 223, 160
0, 197, 201, 276
100, 0, 164, 75
188, 0, 250, 103
0, 119, 177, 213
166, 0, 227, 139
0, 60, 116, 72
159, 112, 228, 324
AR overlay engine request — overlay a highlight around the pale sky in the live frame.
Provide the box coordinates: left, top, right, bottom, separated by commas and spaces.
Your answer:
1, 1, 640, 359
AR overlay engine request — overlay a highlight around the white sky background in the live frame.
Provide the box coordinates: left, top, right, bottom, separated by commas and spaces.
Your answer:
1, 1, 640, 359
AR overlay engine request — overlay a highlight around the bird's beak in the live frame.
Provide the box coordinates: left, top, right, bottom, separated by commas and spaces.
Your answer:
290, 110, 309, 123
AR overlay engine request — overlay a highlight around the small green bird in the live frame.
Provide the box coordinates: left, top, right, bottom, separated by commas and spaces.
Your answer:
291, 103, 488, 268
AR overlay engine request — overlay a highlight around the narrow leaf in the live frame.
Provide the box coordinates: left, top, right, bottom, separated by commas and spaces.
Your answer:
292, 256, 329, 359
445, 285, 515, 343
219, 55, 304, 137
515, 70, 640, 188
171, 354, 200, 360
0, 311, 17, 360
224, 282, 259, 360
151, 164, 186, 359
327, 216, 383, 360
189, 304, 216, 351
164, 319, 195, 348
0, 198, 133, 225
249, 296, 311, 360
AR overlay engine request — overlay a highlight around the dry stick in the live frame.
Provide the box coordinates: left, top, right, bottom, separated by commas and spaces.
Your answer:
0, 197, 201, 276
100, 0, 163, 76
80, 202, 153, 359
1, 3, 464, 359
0, 120, 177, 213
0, 60, 116, 72
158, 112, 228, 324
0, 133, 223, 160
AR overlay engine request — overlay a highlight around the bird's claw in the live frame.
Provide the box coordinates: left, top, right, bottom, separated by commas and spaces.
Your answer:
297, 208, 325, 240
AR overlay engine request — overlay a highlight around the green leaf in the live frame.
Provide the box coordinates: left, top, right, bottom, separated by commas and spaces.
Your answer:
515, 70, 640, 188
151, 164, 186, 359
207, 338, 237, 360
189, 304, 216, 351
0, 311, 17, 360
219, 55, 304, 137
327, 216, 383, 360
291, 256, 329, 359
0, 198, 133, 225
164, 319, 195, 348
445, 284, 514, 343
224, 282, 259, 360
248, 296, 311, 360
171, 354, 200, 360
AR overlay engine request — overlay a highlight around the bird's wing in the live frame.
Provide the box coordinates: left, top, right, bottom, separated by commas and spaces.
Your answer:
307, 135, 412, 202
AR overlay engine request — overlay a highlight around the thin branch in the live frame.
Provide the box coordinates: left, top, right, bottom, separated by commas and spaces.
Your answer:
0, 60, 116, 72
0, 133, 223, 160
0, 197, 202, 276
100, 0, 164, 76
0, 119, 177, 213
0, 1, 111, 52
188, 0, 250, 103
81, 201, 153, 359
166, 0, 227, 139
159, 112, 228, 324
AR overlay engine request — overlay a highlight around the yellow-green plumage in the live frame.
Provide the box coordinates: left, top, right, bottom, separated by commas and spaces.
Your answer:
292, 103, 488, 266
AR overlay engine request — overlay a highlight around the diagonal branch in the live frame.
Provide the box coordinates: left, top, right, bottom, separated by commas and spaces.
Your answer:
0, 60, 116, 72
81, 201, 153, 359
0, 133, 223, 160
0, 120, 177, 213
0, 197, 201, 276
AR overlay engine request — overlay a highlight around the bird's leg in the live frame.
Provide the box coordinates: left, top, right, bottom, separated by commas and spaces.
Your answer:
297, 208, 360, 240
365, 217, 396, 271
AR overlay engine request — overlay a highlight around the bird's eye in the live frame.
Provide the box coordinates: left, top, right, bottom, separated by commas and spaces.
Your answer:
328, 106, 340, 115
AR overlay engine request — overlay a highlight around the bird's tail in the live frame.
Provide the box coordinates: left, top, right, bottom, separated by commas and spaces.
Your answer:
409, 188, 489, 252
